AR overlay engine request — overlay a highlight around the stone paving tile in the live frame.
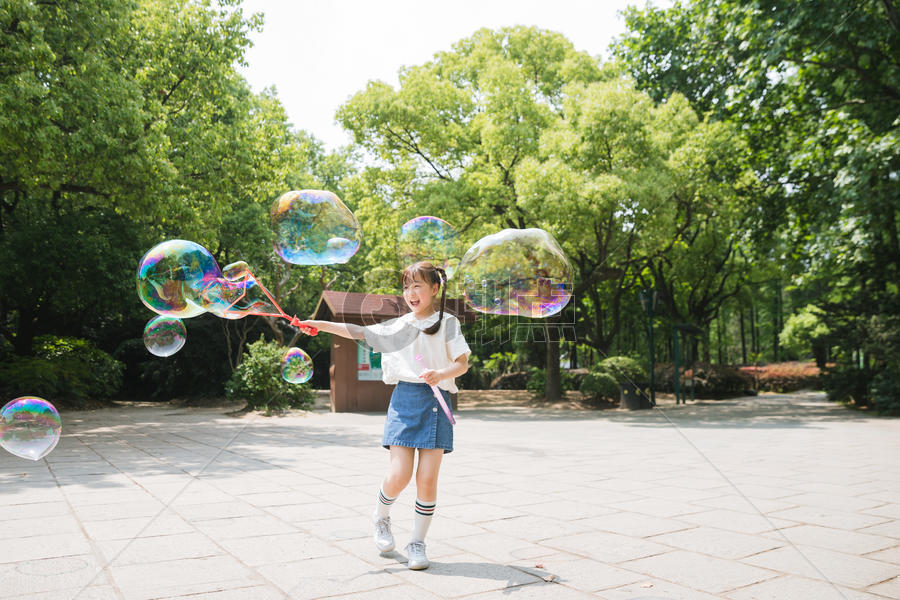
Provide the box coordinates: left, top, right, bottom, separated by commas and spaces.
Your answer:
621, 549, 778, 595
0, 555, 112, 598
190, 514, 298, 540
863, 503, 900, 520
81, 512, 195, 541
864, 545, 900, 565
71, 500, 167, 522
760, 524, 896, 555
266, 500, 359, 522
108, 553, 261, 600
0, 532, 92, 564
725, 575, 890, 600
94, 532, 223, 565
159, 584, 286, 600
694, 492, 798, 514
216, 532, 341, 566
597, 577, 724, 600
648, 526, 784, 560
0, 515, 82, 540
677, 508, 798, 534
542, 531, 671, 563
858, 519, 900, 538
580, 511, 695, 538
444, 531, 557, 564
741, 544, 899, 589
440, 502, 528, 524
0, 500, 70, 520
17, 586, 120, 600
866, 575, 900, 599
767, 505, 890, 531
479, 514, 595, 541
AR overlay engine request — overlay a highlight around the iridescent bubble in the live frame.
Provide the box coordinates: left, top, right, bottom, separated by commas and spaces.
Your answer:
143, 316, 187, 357
136, 240, 220, 318
457, 228, 573, 318
271, 190, 361, 265
0, 397, 62, 461
281, 347, 313, 384
398, 216, 461, 278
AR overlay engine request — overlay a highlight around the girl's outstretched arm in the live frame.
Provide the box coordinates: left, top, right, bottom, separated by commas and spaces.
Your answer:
298, 320, 365, 340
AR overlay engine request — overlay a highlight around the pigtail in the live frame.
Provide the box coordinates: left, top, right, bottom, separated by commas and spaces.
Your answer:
423, 267, 447, 335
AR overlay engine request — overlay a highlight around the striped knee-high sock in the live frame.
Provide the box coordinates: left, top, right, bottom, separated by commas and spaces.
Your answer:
412, 498, 436, 542
375, 486, 397, 519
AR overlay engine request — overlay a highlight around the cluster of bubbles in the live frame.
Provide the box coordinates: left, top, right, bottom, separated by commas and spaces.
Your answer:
0, 397, 61, 461
133, 188, 572, 398
456, 228, 573, 318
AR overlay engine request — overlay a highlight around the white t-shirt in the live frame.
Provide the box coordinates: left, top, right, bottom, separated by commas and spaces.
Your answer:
362, 312, 471, 393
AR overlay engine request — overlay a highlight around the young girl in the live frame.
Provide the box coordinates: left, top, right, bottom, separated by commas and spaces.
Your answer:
298, 261, 470, 570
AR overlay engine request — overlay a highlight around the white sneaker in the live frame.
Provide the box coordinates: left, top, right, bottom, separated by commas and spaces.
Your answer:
372, 515, 394, 552
405, 541, 429, 570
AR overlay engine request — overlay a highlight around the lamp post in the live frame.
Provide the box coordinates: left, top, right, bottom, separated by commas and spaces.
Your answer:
639, 289, 658, 407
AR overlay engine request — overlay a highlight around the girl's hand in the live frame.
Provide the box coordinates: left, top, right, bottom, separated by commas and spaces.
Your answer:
296, 320, 318, 336
419, 369, 442, 386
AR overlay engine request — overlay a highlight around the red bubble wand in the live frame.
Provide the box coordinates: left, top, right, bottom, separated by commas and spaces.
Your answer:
215, 266, 318, 336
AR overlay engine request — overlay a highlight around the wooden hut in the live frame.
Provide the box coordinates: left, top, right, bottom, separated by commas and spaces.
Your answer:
310, 291, 478, 412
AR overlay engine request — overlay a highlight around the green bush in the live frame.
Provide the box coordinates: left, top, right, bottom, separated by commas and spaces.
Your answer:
823, 365, 872, 407
0, 336, 124, 407
579, 369, 619, 401
869, 362, 900, 415
597, 356, 647, 383
225, 337, 314, 412
525, 367, 576, 394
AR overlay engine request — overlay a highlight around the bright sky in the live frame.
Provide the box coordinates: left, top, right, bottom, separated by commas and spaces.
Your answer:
236, 0, 666, 151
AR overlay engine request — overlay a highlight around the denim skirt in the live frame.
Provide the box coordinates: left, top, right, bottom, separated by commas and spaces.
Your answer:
382, 381, 454, 453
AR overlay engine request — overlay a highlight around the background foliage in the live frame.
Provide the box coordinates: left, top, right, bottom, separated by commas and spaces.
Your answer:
1, 0, 896, 413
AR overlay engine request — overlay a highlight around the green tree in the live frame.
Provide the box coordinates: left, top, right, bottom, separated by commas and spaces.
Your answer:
338, 26, 603, 400
614, 0, 899, 404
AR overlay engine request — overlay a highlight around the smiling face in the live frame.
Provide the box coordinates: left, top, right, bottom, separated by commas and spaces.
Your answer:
402, 272, 440, 317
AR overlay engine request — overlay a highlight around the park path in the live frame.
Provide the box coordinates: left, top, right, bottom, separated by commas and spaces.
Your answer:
1, 391, 899, 599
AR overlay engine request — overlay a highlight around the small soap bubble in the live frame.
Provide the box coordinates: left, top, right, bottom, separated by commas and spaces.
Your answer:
398, 216, 461, 278
143, 316, 187, 357
457, 228, 573, 318
271, 190, 361, 265
281, 347, 313, 384
0, 397, 62, 461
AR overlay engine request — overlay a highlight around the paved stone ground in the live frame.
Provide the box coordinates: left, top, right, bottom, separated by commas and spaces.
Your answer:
2, 391, 899, 600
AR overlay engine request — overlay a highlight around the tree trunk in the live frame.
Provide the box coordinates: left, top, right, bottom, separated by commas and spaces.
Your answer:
739, 308, 747, 364
772, 281, 781, 362
717, 309, 724, 364
544, 318, 562, 401
13, 306, 36, 356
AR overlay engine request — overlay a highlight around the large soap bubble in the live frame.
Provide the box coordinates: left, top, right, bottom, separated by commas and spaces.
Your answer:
281, 347, 313, 384
398, 216, 461, 278
0, 397, 62, 461
271, 190, 361, 265
143, 316, 187, 357
457, 228, 573, 318
136, 240, 219, 318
